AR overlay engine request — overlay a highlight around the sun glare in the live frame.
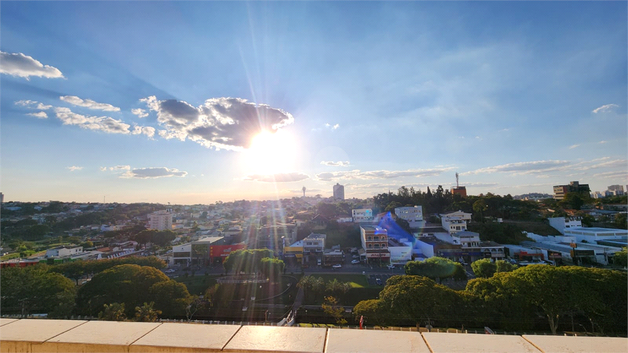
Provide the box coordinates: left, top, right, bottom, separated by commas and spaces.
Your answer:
241, 130, 298, 175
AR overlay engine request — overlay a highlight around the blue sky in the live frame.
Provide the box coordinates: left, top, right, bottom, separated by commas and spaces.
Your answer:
1, 1, 626, 203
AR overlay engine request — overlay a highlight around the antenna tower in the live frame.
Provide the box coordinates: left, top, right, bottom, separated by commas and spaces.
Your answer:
456, 172, 459, 188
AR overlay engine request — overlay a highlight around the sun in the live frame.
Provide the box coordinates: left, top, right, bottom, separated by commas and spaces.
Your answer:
241, 129, 298, 175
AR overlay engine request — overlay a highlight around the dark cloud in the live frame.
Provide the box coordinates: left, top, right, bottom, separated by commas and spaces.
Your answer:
142, 96, 294, 150
122, 167, 187, 179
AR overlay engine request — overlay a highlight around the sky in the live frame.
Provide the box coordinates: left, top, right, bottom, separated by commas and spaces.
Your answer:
1, 1, 626, 204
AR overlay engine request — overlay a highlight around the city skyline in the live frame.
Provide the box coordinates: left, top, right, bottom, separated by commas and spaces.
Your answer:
1, 2, 626, 203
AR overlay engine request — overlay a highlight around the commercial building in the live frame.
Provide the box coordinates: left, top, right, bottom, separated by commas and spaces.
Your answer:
333, 183, 345, 200
45, 246, 83, 258
548, 217, 582, 235
451, 186, 467, 197
303, 233, 326, 253
170, 236, 229, 265
440, 211, 472, 234
553, 181, 590, 200
352, 209, 373, 223
394, 206, 424, 229
148, 210, 173, 231
360, 225, 390, 263
563, 227, 628, 243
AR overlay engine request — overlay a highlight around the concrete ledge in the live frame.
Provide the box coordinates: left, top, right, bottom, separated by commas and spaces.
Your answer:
325, 329, 429, 353
0, 319, 626, 353
522, 334, 628, 353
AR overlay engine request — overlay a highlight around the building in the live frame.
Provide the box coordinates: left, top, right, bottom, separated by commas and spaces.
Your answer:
440, 210, 472, 234
170, 236, 226, 265
45, 246, 83, 258
388, 237, 413, 265
553, 181, 590, 200
394, 206, 424, 229
563, 227, 628, 243
283, 240, 304, 263
352, 209, 373, 223
451, 186, 467, 197
607, 185, 625, 196
548, 217, 582, 235
148, 210, 173, 231
302, 233, 326, 253
0, 192, 3, 204
360, 225, 390, 263
333, 183, 345, 200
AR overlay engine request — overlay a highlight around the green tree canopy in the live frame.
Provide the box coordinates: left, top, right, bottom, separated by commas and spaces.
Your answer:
1, 265, 76, 318
76, 264, 188, 318
471, 258, 496, 278
404, 257, 464, 282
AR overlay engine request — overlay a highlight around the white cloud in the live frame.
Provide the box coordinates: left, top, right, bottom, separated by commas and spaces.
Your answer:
131, 108, 149, 118
109, 165, 131, 171
599, 140, 608, 144
66, 166, 83, 172
593, 170, 628, 180
26, 111, 48, 119
15, 100, 52, 110
54, 107, 130, 134
0, 51, 64, 79
321, 161, 350, 167
592, 104, 619, 114
316, 168, 451, 181
243, 172, 309, 183
99, 167, 107, 172
60, 95, 120, 112
131, 125, 156, 138
569, 144, 580, 149
141, 96, 294, 151
121, 167, 187, 179
325, 123, 340, 130
462, 160, 570, 176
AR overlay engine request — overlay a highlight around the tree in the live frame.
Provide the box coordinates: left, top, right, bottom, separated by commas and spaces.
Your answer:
614, 213, 627, 230
613, 247, 627, 268
471, 259, 496, 278
149, 280, 192, 317
495, 259, 517, 273
135, 302, 161, 322
259, 257, 285, 280
1, 265, 76, 318
322, 296, 347, 325
472, 199, 488, 222
404, 257, 461, 282
99, 303, 126, 321
76, 264, 186, 318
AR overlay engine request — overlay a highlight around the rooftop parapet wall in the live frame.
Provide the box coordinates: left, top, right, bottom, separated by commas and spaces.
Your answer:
1, 319, 627, 353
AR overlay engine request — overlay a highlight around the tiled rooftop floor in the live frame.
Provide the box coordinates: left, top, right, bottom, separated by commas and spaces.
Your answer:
0, 319, 626, 353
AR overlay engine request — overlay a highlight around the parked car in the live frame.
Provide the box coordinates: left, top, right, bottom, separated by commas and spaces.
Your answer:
332, 264, 342, 269
375, 278, 383, 285
387, 264, 395, 269
351, 259, 360, 264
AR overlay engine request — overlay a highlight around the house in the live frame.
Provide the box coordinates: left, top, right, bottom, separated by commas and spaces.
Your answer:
440, 210, 472, 234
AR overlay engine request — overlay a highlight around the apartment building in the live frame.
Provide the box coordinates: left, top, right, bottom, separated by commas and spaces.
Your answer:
360, 225, 390, 263
148, 210, 173, 231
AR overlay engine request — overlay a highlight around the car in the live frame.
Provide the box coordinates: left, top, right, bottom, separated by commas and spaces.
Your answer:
375, 278, 383, 285
332, 264, 342, 269
387, 264, 395, 269
351, 259, 360, 264
317, 259, 322, 266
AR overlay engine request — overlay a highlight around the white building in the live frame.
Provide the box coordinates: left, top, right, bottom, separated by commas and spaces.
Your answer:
352, 209, 373, 223
563, 227, 628, 243
388, 238, 413, 265
440, 210, 472, 234
394, 206, 424, 229
303, 233, 326, 253
148, 210, 173, 231
548, 217, 582, 235
451, 231, 480, 248
46, 246, 83, 258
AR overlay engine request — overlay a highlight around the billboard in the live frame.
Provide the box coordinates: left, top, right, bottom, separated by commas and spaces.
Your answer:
209, 243, 246, 260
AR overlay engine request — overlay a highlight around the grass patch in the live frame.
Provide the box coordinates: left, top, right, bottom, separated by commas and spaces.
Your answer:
312, 274, 369, 288
1, 253, 20, 261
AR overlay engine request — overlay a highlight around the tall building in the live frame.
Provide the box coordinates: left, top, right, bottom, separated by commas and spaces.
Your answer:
148, 210, 173, 231
607, 185, 625, 196
553, 181, 590, 200
360, 225, 390, 263
0, 192, 3, 204
333, 183, 345, 200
